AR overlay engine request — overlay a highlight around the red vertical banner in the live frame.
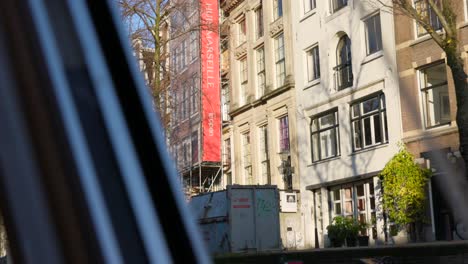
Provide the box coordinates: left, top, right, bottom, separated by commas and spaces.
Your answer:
200, 0, 220, 162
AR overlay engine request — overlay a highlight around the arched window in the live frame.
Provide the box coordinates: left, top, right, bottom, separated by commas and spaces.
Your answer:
334, 35, 353, 90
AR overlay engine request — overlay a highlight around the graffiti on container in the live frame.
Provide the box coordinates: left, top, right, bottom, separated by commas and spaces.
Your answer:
232, 197, 251, 209
256, 198, 274, 216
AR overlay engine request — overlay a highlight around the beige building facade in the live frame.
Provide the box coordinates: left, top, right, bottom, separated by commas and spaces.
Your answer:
221, 0, 304, 249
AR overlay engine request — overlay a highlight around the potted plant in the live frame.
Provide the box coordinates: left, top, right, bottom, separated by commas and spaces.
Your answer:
326, 216, 347, 247
344, 218, 360, 247
357, 221, 371, 246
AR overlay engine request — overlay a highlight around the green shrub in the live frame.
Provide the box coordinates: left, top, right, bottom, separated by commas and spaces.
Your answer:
379, 145, 431, 231
327, 216, 368, 247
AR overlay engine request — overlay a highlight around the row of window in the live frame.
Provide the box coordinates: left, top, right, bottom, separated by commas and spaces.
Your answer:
171, 77, 200, 124
311, 60, 452, 162
305, 13, 382, 90
225, 62, 451, 166
237, 33, 285, 105
173, 132, 199, 169
314, 180, 377, 239
311, 93, 388, 162
302, 0, 444, 39
234, 11, 382, 108
224, 115, 290, 185
171, 31, 199, 72
237, 0, 281, 46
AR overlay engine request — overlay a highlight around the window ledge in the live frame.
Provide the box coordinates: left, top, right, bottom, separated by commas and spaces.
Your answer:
236, 41, 247, 48
299, 9, 316, 23
349, 143, 389, 156
253, 38, 264, 49
410, 30, 443, 47
403, 123, 457, 143
325, 5, 350, 23
361, 51, 384, 65
303, 79, 321, 90
457, 21, 468, 29
307, 156, 341, 167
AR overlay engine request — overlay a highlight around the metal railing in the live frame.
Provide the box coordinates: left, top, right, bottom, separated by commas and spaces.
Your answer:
334, 62, 353, 91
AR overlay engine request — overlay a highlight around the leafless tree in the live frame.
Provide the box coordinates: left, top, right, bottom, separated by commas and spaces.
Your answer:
118, 0, 216, 127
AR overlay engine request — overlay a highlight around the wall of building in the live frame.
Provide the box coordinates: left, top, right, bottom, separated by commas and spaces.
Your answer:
292, 0, 402, 248
222, 0, 303, 249
393, 0, 468, 242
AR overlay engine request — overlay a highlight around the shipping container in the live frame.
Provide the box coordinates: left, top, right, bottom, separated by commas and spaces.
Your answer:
189, 185, 281, 254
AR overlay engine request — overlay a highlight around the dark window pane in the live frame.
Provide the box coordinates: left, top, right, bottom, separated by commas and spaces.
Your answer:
363, 97, 379, 113
366, 14, 382, 55
314, 47, 320, 79
356, 184, 365, 196
358, 199, 365, 211
364, 117, 372, 146
335, 203, 342, 215
333, 189, 341, 201
375, 14, 382, 51
384, 112, 388, 142
278, 0, 283, 17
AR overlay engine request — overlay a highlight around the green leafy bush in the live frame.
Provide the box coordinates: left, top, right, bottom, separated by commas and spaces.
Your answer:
327, 216, 368, 247
379, 145, 431, 231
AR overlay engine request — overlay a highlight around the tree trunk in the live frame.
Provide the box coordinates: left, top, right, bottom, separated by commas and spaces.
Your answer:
446, 51, 468, 179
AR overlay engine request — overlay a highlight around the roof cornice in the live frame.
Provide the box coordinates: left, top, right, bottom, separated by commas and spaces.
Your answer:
221, 0, 244, 15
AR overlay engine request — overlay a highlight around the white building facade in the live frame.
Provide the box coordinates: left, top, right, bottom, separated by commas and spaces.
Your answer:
291, 0, 403, 248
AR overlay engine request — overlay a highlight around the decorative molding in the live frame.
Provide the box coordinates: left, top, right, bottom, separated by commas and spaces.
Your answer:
221, 0, 244, 15
234, 42, 247, 59
269, 18, 284, 37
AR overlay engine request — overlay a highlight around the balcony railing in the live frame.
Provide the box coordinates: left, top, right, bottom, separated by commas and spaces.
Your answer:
331, 0, 348, 13
334, 62, 353, 91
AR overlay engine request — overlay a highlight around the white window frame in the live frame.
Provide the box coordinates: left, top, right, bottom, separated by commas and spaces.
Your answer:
273, 0, 283, 21
222, 83, 230, 121
255, 6, 264, 40
239, 58, 248, 105
351, 93, 388, 152
310, 109, 339, 162
418, 62, 451, 129
413, 0, 442, 38
306, 45, 320, 82
223, 138, 231, 166
329, 180, 376, 237
256, 47, 266, 98
275, 34, 286, 88
330, 0, 348, 14
278, 115, 290, 153
258, 125, 270, 185
238, 16, 247, 45
304, 0, 317, 14
364, 13, 383, 55
465, 0, 468, 21
242, 132, 253, 184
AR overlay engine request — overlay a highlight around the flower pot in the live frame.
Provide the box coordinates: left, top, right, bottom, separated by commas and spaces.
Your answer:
358, 235, 369, 246
346, 237, 357, 247
330, 239, 343, 248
